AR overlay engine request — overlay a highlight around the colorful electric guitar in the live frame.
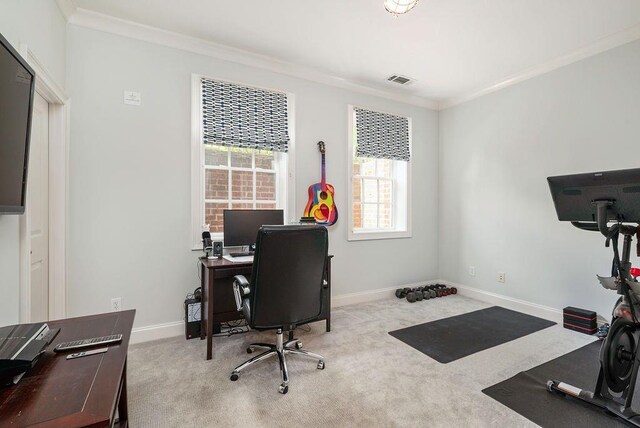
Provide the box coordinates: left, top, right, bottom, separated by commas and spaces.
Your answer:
304, 141, 338, 225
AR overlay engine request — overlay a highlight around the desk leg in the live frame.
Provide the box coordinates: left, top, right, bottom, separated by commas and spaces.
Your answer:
206, 274, 215, 360
117, 358, 129, 425
326, 257, 332, 332
200, 264, 206, 341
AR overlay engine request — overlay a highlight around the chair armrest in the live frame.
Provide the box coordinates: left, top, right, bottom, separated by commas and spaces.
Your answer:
232, 275, 251, 312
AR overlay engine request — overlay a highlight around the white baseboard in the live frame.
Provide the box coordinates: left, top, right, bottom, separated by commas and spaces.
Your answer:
439, 279, 563, 323
130, 280, 438, 344
331, 281, 431, 308
131, 320, 184, 344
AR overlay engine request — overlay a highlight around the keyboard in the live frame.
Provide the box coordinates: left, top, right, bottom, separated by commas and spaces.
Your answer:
224, 255, 254, 263
230, 252, 254, 257
53, 334, 123, 352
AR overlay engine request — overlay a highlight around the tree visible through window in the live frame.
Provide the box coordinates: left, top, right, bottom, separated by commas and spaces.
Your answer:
204, 145, 278, 233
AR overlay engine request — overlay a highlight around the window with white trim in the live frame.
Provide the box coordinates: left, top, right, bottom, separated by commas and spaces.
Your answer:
348, 106, 411, 240
192, 76, 291, 246
203, 145, 285, 234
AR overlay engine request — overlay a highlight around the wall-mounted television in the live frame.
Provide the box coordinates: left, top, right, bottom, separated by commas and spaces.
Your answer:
0, 32, 35, 215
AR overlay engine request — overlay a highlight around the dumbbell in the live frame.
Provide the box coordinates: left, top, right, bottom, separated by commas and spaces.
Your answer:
406, 291, 417, 303
423, 291, 431, 300
443, 288, 450, 296
395, 287, 412, 298
436, 290, 444, 298
415, 291, 424, 301
450, 287, 457, 294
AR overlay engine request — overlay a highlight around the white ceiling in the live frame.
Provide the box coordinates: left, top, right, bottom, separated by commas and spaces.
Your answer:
68, 0, 640, 106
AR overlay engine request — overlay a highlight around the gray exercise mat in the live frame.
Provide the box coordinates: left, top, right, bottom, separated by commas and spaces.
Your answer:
388, 306, 556, 363
483, 341, 639, 427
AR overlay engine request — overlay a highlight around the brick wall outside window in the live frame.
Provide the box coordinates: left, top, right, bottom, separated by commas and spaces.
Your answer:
204, 145, 278, 233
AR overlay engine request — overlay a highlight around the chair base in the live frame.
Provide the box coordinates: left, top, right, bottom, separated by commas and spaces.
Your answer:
230, 329, 325, 394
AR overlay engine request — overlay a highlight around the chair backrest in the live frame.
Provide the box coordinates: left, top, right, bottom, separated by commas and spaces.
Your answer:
248, 225, 328, 330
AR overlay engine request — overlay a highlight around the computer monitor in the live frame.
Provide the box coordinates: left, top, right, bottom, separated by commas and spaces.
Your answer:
223, 209, 284, 247
548, 168, 640, 223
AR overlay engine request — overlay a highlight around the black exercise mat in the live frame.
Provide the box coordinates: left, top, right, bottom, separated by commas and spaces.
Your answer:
388, 306, 556, 363
483, 341, 640, 428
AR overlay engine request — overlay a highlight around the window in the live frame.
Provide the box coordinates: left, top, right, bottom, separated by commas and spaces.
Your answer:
203, 145, 283, 233
191, 76, 292, 247
348, 106, 411, 241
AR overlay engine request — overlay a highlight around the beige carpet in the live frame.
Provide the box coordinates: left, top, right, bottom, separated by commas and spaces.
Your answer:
127, 295, 595, 427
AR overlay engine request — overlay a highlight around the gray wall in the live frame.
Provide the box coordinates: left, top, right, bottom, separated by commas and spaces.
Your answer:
66, 25, 440, 329
439, 39, 640, 318
0, 0, 66, 326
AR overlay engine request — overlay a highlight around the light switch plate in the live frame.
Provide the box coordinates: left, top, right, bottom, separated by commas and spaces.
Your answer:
124, 91, 141, 106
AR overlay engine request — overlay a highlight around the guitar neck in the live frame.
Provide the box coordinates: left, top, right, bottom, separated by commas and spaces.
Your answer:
321, 154, 326, 190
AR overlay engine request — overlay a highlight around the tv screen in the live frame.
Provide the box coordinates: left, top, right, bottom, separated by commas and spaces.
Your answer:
0, 32, 35, 215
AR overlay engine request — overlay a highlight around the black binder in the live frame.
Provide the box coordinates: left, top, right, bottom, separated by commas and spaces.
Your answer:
0, 323, 59, 386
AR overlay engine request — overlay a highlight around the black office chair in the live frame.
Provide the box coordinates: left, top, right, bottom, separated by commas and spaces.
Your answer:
230, 225, 328, 394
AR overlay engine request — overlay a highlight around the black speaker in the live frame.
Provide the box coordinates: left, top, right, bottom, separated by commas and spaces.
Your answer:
212, 241, 223, 258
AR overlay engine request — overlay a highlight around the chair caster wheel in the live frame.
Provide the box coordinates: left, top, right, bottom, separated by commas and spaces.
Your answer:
246, 347, 253, 354
279, 384, 288, 394
317, 360, 325, 370
230, 372, 239, 381
296, 342, 303, 349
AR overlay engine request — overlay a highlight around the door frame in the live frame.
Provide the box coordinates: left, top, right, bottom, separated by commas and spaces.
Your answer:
18, 45, 69, 323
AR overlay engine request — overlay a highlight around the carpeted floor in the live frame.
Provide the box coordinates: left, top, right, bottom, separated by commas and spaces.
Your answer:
127, 295, 596, 427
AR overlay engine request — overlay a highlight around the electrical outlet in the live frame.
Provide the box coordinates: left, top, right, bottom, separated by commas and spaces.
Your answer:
498, 272, 506, 283
111, 297, 122, 312
469, 266, 476, 276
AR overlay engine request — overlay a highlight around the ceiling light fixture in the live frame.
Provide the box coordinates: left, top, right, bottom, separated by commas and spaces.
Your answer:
384, 0, 419, 16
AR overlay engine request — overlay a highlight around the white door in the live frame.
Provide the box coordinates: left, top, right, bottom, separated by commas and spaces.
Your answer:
29, 93, 50, 322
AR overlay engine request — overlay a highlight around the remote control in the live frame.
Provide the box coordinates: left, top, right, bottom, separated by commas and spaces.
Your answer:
54, 334, 122, 352
66, 347, 109, 360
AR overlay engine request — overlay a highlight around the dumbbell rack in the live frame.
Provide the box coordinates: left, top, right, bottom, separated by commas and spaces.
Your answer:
395, 284, 458, 303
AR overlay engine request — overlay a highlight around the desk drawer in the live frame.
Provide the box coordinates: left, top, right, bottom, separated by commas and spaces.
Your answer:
214, 266, 252, 280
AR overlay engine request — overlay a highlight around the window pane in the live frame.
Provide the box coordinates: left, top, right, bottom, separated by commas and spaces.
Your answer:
379, 180, 393, 204
231, 202, 253, 210
379, 204, 393, 228
363, 179, 378, 203
352, 204, 362, 229
352, 178, 362, 204
204, 145, 228, 167
230, 148, 253, 168
257, 202, 276, 209
352, 157, 361, 176
377, 159, 393, 178
256, 172, 276, 201
205, 202, 227, 233
360, 158, 376, 176
255, 151, 275, 170
362, 204, 378, 229
205, 169, 228, 200
232, 170, 253, 200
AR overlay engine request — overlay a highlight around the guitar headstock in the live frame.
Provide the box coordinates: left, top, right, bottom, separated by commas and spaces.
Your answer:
317, 141, 326, 154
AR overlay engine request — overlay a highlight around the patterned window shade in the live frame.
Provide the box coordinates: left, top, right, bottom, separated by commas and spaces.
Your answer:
355, 107, 410, 161
202, 78, 289, 152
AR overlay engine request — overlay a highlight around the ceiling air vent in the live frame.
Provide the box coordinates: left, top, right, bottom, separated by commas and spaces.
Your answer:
387, 74, 413, 85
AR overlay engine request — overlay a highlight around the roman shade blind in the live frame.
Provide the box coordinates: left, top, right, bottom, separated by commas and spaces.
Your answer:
354, 107, 410, 161
202, 78, 290, 152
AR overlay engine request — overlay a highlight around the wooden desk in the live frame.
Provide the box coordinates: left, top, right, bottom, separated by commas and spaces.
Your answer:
0, 310, 135, 428
199, 256, 332, 360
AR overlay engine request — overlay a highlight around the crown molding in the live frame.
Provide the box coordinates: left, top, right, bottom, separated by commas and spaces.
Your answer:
440, 23, 640, 110
67, 8, 438, 110
55, 0, 77, 21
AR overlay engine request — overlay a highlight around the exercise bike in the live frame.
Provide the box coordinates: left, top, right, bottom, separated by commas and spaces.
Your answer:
547, 168, 640, 426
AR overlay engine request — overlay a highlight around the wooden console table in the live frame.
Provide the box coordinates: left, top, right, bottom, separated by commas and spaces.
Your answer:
199, 256, 332, 360
0, 310, 135, 428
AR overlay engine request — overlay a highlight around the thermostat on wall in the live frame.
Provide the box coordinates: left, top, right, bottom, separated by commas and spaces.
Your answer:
123, 91, 141, 106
